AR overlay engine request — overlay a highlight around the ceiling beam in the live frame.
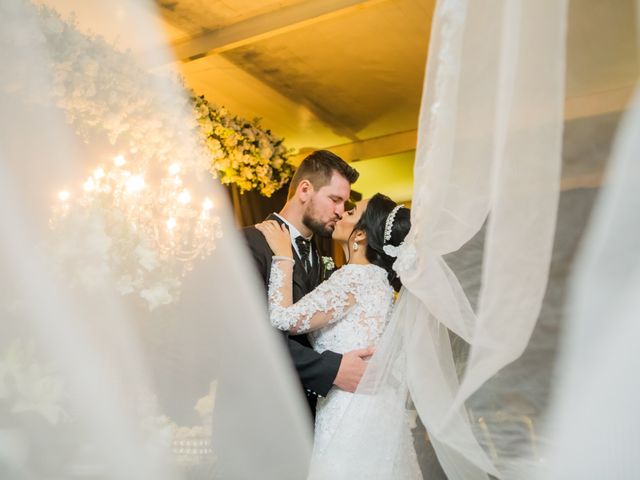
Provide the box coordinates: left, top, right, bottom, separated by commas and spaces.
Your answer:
289, 86, 633, 165
290, 129, 418, 165
171, 0, 389, 63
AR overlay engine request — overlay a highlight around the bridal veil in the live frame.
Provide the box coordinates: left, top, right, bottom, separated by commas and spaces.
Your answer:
0, 1, 311, 478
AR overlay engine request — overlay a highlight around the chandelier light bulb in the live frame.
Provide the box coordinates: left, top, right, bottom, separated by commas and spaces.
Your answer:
58, 190, 70, 202
169, 163, 181, 175
83, 177, 95, 192
126, 175, 145, 193
114, 155, 126, 167
93, 167, 105, 179
166, 217, 177, 230
178, 190, 191, 204
202, 198, 213, 210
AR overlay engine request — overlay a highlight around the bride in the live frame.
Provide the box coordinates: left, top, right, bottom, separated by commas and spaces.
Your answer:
256, 193, 421, 478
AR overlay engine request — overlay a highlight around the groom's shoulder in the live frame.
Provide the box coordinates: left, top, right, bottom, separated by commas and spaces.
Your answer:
242, 223, 269, 250
242, 213, 279, 245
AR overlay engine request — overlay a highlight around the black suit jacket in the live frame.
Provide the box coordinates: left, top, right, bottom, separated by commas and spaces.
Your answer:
242, 214, 342, 415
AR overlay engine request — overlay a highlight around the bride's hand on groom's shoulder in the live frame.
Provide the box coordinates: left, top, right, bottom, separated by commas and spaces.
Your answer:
255, 220, 293, 258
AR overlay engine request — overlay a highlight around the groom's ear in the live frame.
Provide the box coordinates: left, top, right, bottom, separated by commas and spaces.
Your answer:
297, 179, 314, 202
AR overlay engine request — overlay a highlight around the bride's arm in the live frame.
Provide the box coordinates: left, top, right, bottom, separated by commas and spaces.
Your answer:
268, 258, 355, 334
255, 220, 356, 334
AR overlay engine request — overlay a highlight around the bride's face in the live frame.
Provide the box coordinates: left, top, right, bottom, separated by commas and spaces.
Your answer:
332, 199, 369, 243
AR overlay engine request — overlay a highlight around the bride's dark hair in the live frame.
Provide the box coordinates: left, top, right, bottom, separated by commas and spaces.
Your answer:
350, 193, 411, 292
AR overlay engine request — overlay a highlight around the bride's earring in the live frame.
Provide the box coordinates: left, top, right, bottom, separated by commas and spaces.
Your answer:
352, 242, 359, 251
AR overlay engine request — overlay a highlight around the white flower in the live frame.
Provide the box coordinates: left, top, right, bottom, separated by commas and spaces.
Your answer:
322, 256, 335, 271
135, 244, 159, 271
201, 119, 214, 135
140, 283, 173, 311
194, 382, 217, 418
197, 103, 209, 117
116, 274, 136, 295
260, 146, 273, 159
242, 128, 256, 142
83, 59, 99, 77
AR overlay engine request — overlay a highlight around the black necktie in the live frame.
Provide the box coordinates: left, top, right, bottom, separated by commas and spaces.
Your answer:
295, 236, 312, 272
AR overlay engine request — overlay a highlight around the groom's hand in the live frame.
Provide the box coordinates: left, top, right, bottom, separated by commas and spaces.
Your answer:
333, 347, 375, 393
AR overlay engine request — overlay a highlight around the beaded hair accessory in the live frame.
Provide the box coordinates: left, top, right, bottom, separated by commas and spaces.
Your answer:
382, 204, 405, 257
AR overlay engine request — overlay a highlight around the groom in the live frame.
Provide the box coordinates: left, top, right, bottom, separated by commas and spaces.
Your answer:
243, 150, 373, 418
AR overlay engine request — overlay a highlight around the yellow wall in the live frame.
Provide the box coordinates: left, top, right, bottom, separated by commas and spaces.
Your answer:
349, 151, 415, 203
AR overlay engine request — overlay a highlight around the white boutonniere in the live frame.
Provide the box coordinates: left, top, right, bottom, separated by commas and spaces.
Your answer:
321, 256, 335, 271
321, 256, 336, 280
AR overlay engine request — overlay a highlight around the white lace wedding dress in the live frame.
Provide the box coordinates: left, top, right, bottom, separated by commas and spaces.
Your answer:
268, 259, 421, 478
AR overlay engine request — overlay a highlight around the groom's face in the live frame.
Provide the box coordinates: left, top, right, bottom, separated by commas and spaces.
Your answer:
302, 172, 351, 237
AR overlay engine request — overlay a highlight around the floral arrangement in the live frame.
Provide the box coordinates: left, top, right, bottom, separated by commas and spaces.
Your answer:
194, 96, 294, 197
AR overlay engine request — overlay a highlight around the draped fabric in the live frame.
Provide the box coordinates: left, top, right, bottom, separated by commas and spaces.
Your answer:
534, 85, 640, 480
401, 1, 567, 476
0, 1, 311, 478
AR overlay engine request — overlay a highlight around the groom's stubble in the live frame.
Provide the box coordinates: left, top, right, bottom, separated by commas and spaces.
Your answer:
302, 196, 339, 238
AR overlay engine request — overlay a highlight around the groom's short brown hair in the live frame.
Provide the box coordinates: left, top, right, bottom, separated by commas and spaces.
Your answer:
288, 150, 359, 198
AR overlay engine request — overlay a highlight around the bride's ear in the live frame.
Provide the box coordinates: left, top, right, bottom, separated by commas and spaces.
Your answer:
353, 229, 367, 245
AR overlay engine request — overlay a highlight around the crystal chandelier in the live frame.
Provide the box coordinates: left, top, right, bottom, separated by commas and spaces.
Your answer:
52, 154, 222, 276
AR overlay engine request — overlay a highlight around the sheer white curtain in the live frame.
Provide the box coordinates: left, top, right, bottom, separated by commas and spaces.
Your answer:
0, 1, 311, 479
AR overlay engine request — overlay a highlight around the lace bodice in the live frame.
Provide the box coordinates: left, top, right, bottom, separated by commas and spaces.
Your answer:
268, 260, 395, 352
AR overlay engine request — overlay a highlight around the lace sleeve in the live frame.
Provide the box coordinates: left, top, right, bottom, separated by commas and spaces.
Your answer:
268, 258, 355, 334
